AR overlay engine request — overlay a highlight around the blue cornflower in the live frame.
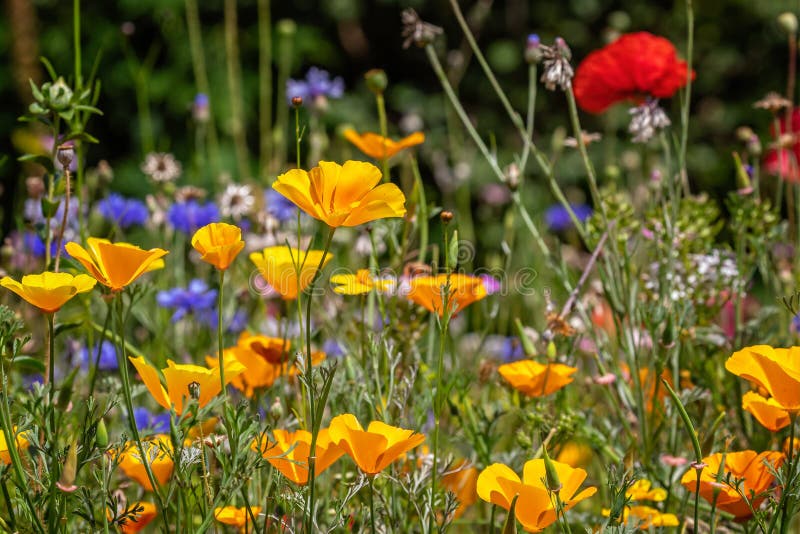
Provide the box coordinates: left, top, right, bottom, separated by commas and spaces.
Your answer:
97, 193, 149, 229
286, 67, 344, 105
265, 189, 298, 222
157, 279, 218, 323
24, 232, 54, 258
167, 200, 219, 235
544, 204, 592, 231
133, 407, 170, 434
322, 339, 345, 358
76, 340, 118, 371
498, 336, 525, 362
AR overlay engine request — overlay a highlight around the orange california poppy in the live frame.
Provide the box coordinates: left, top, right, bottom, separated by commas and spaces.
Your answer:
726, 345, 800, 430
272, 160, 406, 227
65, 237, 168, 291
343, 129, 425, 159
114, 502, 158, 533
129, 356, 245, 415
680, 450, 785, 519
237, 332, 289, 365
442, 461, 479, 519
330, 269, 394, 295
406, 274, 487, 317
477, 458, 596, 532
253, 428, 344, 485
191, 222, 245, 271
0, 428, 29, 465
497, 360, 577, 397
0, 272, 96, 313
328, 413, 425, 476
116, 436, 174, 491
250, 245, 333, 300
602, 505, 678, 529
214, 506, 262, 533
206, 333, 324, 397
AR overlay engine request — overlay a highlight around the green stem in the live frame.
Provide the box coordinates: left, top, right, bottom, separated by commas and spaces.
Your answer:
678, 0, 694, 181
184, 0, 220, 174
368, 476, 377, 533
87, 302, 112, 398
114, 294, 168, 526
224, 0, 250, 179
411, 157, 428, 265
218, 269, 226, 394
780, 417, 797, 533
376, 93, 390, 182
46, 313, 57, 533
257, 0, 273, 181
303, 226, 336, 533
73, 0, 82, 89
564, 87, 605, 220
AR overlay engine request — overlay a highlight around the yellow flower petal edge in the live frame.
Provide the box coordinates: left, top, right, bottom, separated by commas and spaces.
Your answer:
0, 272, 96, 313
272, 160, 406, 227
343, 129, 425, 159
65, 237, 168, 291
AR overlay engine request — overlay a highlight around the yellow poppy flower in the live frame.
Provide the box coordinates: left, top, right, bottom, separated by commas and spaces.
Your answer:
65, 237, 168, 291
250, 246, 333, 300
330, 269, 394, 295
112, 502, 158, 533
0, 428, 29, 464
191, 222, 245, 271
626, 479, 667, 501
0, 272, 96, 313
328, 413, 425, 476
272, 160, 406, 227
214, 506, 262, 533
602, 506, 679, 529
406, 274, 487, 317
129, 356, 245, 415
253, 428, 344, 485
497, 360, 578, 397
477, 459, 596, 532
726, 345, 800, 430
343, 129, 425, 159
116, 436, 174, 491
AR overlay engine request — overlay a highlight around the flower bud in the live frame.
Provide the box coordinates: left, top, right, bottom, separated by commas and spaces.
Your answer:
440, 210, 454, 224
56, 441, 78, 493
542, 444, 562, 494
525, 34, 542, 64
48, 78, 73, 111
277, 19, 297, 37
546, 341, 557, 360
291, 96, 304, 108
779, 12, 798, 35
364, 69, 388, 95
95, 419, 109, 448
269, 397, 284, 421
514, 318, 538, 356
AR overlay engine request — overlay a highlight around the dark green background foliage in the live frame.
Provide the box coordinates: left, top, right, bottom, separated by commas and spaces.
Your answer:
0, 0, 797, 230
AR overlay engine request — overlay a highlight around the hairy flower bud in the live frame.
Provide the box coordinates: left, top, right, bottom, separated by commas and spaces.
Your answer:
364, 69, 388, 95
779, 12, 798, 35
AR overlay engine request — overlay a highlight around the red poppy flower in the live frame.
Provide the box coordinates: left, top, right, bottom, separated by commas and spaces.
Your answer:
764, 108, 800, 182
573, 32, 694, 114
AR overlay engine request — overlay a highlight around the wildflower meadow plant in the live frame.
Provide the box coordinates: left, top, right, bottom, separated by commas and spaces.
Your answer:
6, 2, 800, 533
